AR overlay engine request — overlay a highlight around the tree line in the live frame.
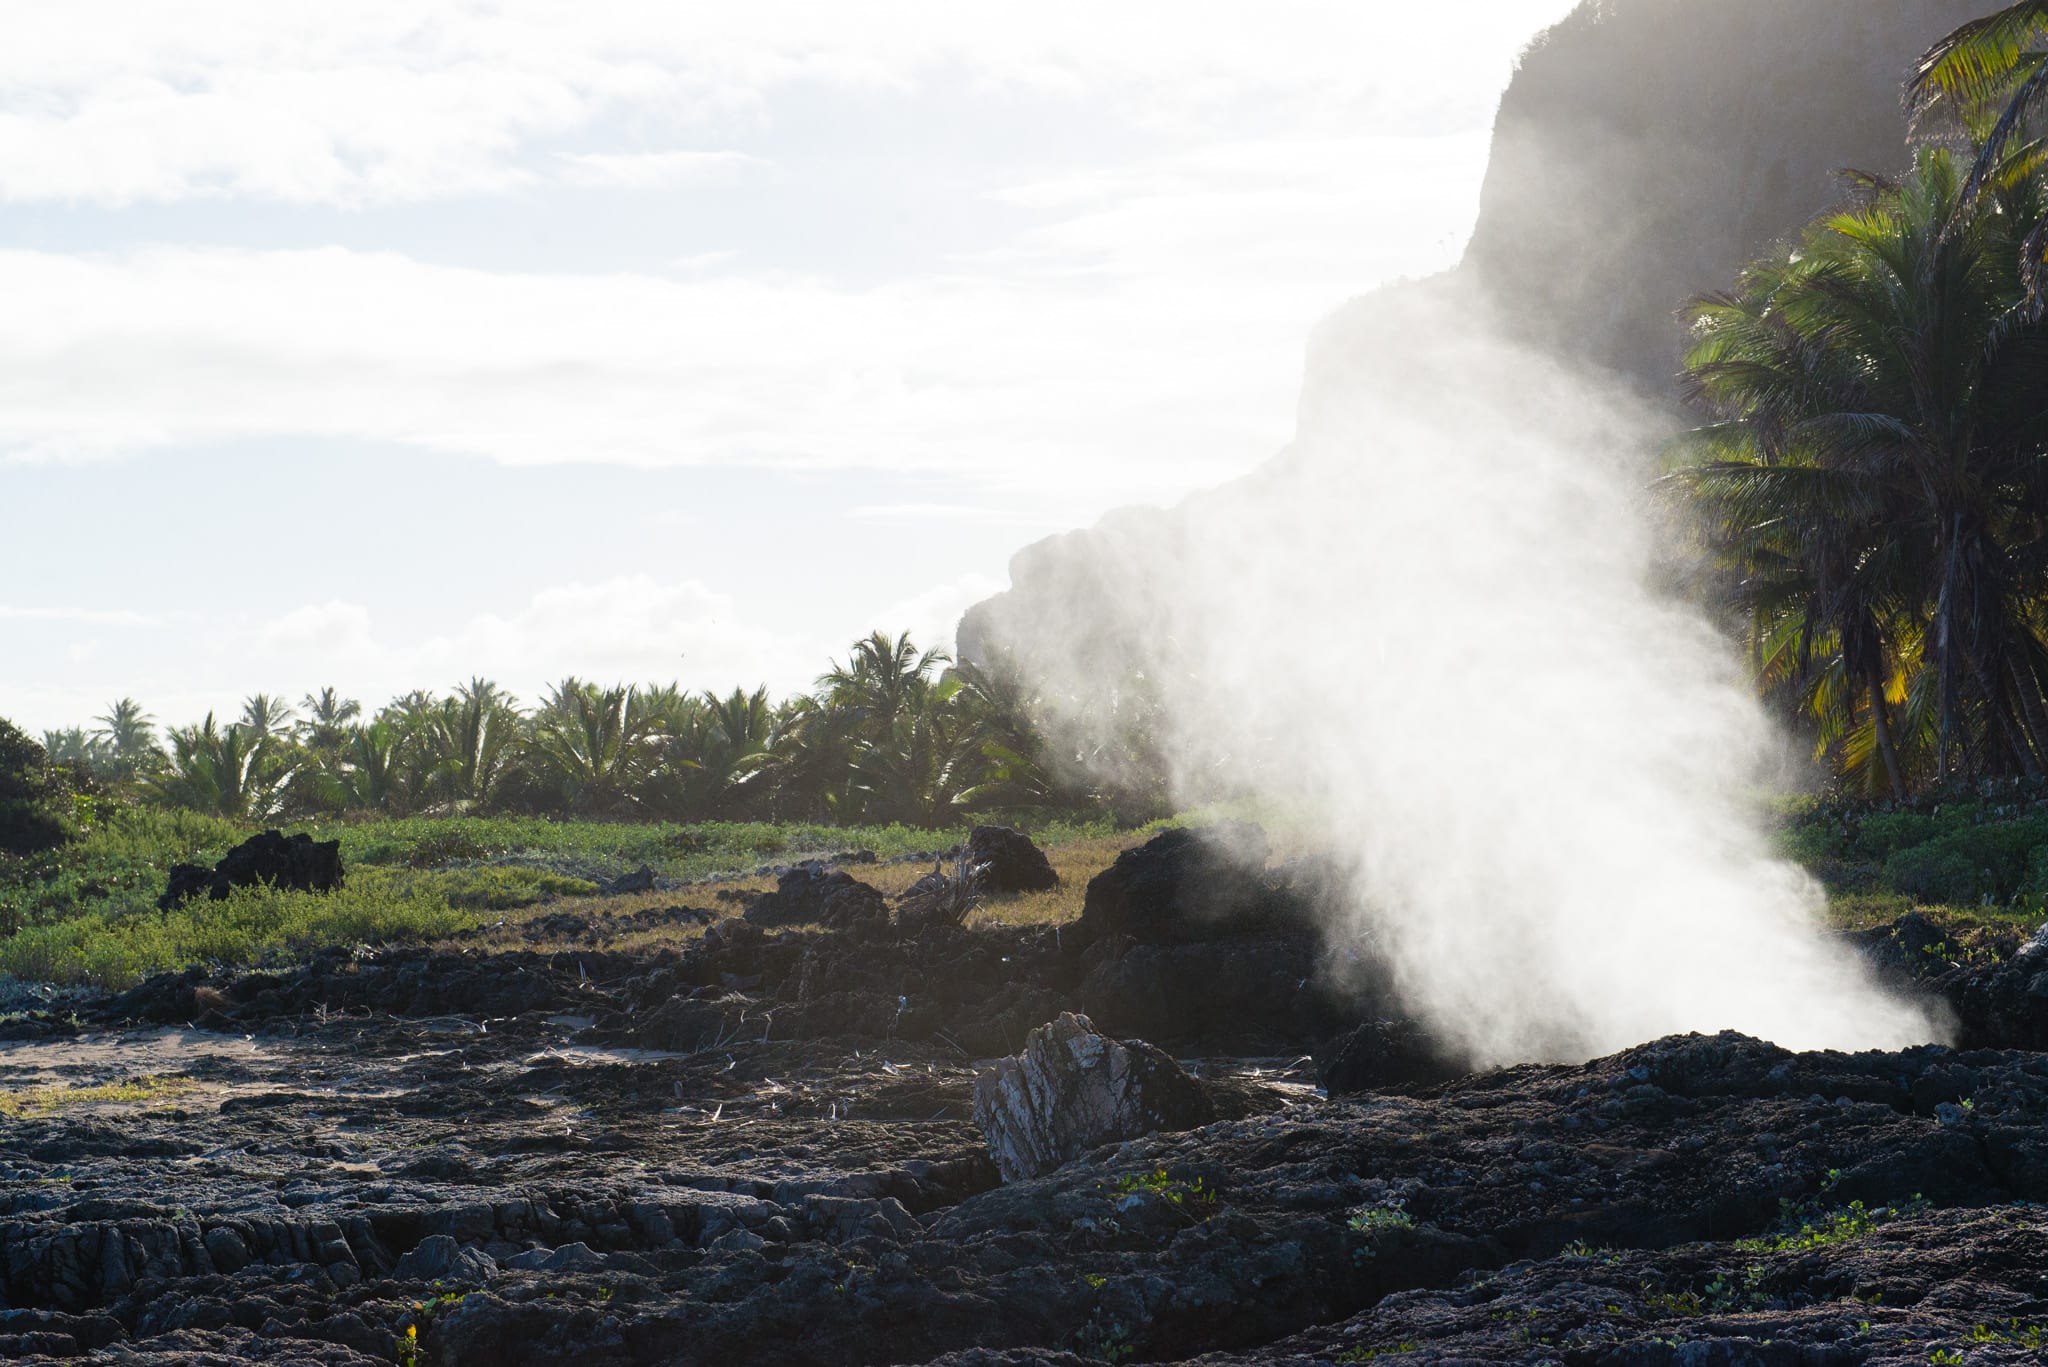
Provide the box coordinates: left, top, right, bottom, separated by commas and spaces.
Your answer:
22, 632, 1128, 829
1675, 3, 2048, 798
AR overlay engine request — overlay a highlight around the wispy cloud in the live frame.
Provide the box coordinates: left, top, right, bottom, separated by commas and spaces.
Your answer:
0, 604, 160, 626
0, 2, 1569, 207
558, 149, 770, 189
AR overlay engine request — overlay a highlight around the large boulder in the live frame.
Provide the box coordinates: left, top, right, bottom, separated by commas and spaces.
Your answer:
966, 825, 1058, 894
1074, 825, 1311, 949
157, 829, 343, 910
744, 863, 887, 932
971, 1012, 1213, 1182
1315, 1018, 1465, 1095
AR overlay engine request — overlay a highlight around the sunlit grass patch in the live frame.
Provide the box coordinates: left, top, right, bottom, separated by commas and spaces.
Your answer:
0, 871, 476, 989
0, 1074, 197, 1118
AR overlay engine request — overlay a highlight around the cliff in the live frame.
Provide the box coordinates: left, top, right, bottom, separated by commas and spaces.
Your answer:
959, 0, 1985, 697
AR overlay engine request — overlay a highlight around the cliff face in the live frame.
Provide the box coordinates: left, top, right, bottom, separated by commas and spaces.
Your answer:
960, 0, 1984, 685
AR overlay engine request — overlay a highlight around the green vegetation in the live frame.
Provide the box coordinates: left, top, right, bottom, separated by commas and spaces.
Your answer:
0, 799, 1132, 987
0, 1074, 196, 1118
1673, 7, 2048, 797
24, 632, 1139, 832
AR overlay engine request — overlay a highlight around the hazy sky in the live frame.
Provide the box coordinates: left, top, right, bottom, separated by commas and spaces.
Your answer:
3, 0, 1577, 733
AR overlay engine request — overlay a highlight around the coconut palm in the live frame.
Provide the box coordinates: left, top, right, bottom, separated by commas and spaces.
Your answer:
1912, 4, 2048, 304
296, 688, 362, 755
524, 679, 660, 813
90, 698, 162, 780
148, 714, 296, 819
38, 727, 106, 776
422, 678, 520, 808
332, 721, 414, 813
1677, 147, 2048, 787
238, 694, 297, 746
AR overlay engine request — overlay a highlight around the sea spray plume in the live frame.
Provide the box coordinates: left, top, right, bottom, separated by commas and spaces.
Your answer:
988, 280, 1943, 1065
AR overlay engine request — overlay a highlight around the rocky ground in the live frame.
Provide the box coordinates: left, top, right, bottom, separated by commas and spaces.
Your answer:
2, 831, 2047, 1364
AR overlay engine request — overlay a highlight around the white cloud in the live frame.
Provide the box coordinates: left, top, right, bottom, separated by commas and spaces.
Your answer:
848, 503, 1043, 523
0, 603, 161, 626
871, 572, 1006, 656
0, 127, 1488, 493
0, 1, 1576, 205
558, 149, 769, 189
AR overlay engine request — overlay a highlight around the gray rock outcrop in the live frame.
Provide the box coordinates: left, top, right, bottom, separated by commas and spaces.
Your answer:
971, 1012, 1213, 1182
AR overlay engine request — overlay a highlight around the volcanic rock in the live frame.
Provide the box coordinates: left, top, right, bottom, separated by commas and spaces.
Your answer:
157, 829, 343, 910
393, 1234, 497, 1283
971, 1011, 1213, 1182
1073, 825, 1313, 949
1315, 1018, 1463, 1095
745, 863, 888, 932
599, 864, 658, 895
964, 825, 1058, 893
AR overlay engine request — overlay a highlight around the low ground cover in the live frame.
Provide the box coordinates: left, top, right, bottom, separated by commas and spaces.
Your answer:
0, 806, 1147, 987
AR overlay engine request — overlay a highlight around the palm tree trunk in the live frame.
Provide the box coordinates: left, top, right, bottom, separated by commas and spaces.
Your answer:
1868, 666, 1908, 800
2010, 652, 2048, 782
1970, 647, 2043, 779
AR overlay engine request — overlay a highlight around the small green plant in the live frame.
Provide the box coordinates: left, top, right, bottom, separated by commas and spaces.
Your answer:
1100, 1168, 1218, 1228
1071, 1306, 1135, 1364
1347, 1202, 1416, 1263
1967, 1319, 2046, 1349
1334, 1341, 1420, 1362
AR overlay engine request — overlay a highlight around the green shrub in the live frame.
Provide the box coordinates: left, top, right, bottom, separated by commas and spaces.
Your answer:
1882, 843, 1990, 904
0, 719, 71, 857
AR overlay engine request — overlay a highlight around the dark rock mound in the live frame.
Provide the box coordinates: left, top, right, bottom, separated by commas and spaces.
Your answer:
598, 864, 657, 895
158, 829, 343, 910
971, 1011, 1213, 1182
965, 824, 1058, 893
1076, 931, 1340, 1051
1074, 824, 1314, 949
744, 863, 888, 932
1315, 1018, 1465, 1095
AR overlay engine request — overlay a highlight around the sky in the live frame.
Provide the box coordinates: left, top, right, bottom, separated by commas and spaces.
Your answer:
2, 0, 1580, 735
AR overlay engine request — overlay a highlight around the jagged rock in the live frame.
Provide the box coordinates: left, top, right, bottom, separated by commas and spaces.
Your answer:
393, 1234, 497, 1283
745, 863, 887, 932
965, 825, 1058, 894
504, 1242, 605, 1273
1315, 1018, 1464, 1095
971, 1012, 1213, 1182
158, 829, 343, 910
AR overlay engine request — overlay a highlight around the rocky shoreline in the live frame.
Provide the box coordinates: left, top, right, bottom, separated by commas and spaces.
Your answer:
1, 831, 2045, 1363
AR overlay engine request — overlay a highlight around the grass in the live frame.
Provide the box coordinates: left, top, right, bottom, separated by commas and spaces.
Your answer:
0, 1074, 197, 1118
0, 805, 1178, 987
24, 787, 2042, 991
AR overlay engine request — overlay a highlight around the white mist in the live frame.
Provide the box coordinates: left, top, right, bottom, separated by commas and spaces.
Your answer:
1008, 283, 1942, 1066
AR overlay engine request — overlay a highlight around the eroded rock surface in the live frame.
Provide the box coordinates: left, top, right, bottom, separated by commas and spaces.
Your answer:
5, 876, 2047, 1364
971, 1012, 1213, 1182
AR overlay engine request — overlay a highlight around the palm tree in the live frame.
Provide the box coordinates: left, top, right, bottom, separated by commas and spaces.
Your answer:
239, 693, 297, 745
297, 688, 362, 755
39, 727, 106, 777
525, 679, 659, 813
1677, 147, 2048, 787
422, 678, 519, 808
1912, 4, 2048, 303
950, 654, 1065, 810
820, 632, 949, 737
90, 698, 162, 780
332, 720, 414, 813
148, 714, 295, 819
652, 685, 774, 820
